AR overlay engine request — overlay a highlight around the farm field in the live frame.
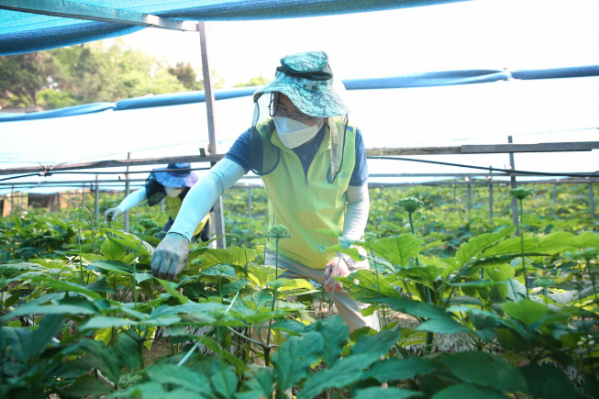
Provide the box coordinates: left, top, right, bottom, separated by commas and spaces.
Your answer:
1, 182, 598, 398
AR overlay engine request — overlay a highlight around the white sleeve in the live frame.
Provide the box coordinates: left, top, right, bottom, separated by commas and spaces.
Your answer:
342, 182, 370, 242
116, 188, 147, 213
168, 158, 246, 241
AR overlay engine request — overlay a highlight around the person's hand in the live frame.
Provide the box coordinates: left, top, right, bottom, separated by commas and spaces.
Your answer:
151, 233, 190, 281
324, 257, 350, 292
104, 207, 123, 221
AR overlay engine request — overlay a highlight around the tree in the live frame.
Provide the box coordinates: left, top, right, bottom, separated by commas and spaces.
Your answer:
168, 62, 202, 91
0, 52, 53, 107
0, 40, 209, 110
233, 75, 270, 88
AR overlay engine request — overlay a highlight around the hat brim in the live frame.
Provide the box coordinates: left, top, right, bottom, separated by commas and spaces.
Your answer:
152, 168, 198, 189
253, 76, 350, 118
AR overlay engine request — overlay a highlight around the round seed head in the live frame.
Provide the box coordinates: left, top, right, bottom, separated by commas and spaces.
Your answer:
139, 219, 159, 231
265, 224, 292, 239
509, 188, 533, 200
394, 197, 424, 213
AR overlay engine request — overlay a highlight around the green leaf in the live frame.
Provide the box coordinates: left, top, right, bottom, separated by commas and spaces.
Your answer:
228, 246, 256, 266
369, 234, 423, 266
506, 278, 527, 302
502, 299, 548, 326
415, 318, 470, 334
2, 301, 98, 320
336, 269, 402, 303
58, 375, 112, 399
90, 260, 133, 275
482, 231, 577, 258
33, 277, 102, 300
157, 279, 189, 304
94, 327, 112, 346
101, 229, 154, 256
247, 264, 277, 288
298, 354, 371, 399
100, 237, 126, 261
242, 368, 274, 398
455, 227, 516, 267
431, 384, 509, 399
305, 315, 348, 368
484, 264, 514, 301
30, 313, 63, 359
438, 351, 527, 392
273, 332, 324, 390
116, 331, 142, 371
521, 364, 584, 399
80, 316, 138, 330
143, 363, 212, 394
364, 357, 437, 382
446, 279, 506, 288
134, 272, 154, 284
377, 297, 449, 320
220, 279, 250, 297
3, 326, 32, 363
351, 328, 404, 363
210, 361, 238, 399
354, 387, 423, 399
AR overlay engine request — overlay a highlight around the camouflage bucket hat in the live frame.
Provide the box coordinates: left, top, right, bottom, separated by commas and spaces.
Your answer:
253, 51, 350, 118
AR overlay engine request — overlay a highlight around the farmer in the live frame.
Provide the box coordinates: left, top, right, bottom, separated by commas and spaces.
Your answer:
151, 51, 378, 331
104, 163, 211, 242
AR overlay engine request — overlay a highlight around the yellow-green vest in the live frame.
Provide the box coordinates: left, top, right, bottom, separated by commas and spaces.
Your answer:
166, 195, 210, 237
262, 120, 357, 269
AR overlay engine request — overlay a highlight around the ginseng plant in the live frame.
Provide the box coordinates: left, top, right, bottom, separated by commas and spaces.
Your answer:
510, 188, 533, 299
264, 224, 292, 366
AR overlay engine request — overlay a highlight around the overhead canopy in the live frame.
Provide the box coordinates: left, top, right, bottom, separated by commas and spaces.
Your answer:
0, 0, 466, 56
1, 75, 598, 195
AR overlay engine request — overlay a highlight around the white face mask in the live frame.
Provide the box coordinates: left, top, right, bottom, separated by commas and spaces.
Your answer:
273, 116, 323, 149
165, 187, 184, 198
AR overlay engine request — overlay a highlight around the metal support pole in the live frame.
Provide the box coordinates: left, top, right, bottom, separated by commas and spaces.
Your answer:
82, 183, 86, 209
160, 198, 165, 212
248, 187, 253, 218
124, 152, 131, 233
590, 182, 596, 219
10, 185, 14, 216
508, 136, 520, 235
199, 21, 226, 249
75, 190, 79, 209
488, 167, 493, 223
94, 175, 99, 222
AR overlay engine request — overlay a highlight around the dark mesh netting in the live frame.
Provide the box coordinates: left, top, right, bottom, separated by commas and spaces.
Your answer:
145, 173, 166, 206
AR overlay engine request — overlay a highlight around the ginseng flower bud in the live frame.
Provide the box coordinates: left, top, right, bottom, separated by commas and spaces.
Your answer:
265, 224, 292, 240
509, 188, 533, 200
394, 197, 424, 213
139, 219, 159, 231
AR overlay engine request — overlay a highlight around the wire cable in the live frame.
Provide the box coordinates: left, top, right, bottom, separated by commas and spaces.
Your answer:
368, 156, 599, 178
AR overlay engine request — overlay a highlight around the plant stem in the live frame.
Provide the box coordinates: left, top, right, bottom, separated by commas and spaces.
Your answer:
83, 207, 96, 254
77, 228, 83, 283
369, 242, 384, 326
519, 200, 529, 299
131, 230, 147, 308
266, 287, 277, 360
275, 238, 279, 279
409, 210, 434, 352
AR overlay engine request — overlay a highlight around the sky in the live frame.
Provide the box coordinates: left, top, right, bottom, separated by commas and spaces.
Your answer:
112, 0, 599, 88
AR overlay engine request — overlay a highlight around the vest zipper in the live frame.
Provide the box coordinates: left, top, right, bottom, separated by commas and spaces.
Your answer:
304, 177, 309, 186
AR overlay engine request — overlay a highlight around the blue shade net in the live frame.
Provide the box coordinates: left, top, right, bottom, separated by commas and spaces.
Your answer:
0, 0, 465, 56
